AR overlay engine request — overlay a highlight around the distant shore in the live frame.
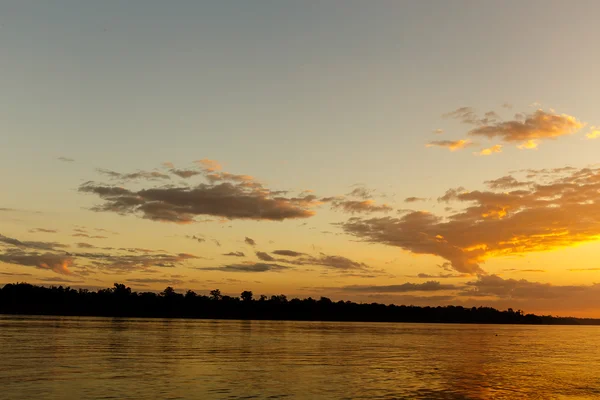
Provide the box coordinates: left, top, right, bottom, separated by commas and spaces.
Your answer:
2, 282, 599, 325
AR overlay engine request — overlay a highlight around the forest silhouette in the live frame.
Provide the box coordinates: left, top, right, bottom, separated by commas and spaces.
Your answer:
1, 282, 599, 325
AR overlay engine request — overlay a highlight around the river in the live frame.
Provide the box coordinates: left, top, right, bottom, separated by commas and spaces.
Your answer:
1, 316, 599, 399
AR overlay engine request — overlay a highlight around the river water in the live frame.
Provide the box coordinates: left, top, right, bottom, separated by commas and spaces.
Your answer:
1, 316, 599, 399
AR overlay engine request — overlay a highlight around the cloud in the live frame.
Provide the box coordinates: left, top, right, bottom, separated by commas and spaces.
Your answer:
73, 251, 198, 272
195, 159, 222, 172
222, 251, 245, 257
568, 268, 600, 272
202, 262, 291, 273
484, 176, 531, 190
466, 109, 583, 147
347, 187, 373, 200
340, 166, 600, 275
415, 273, 468, 279
256, 251, 275, 261
277, 253, 372, 272
404, 197, 426, 203
79, 177, 319, 223
29, 228, 58, 234
186, 235, 206, 243
162, 161, 175, 169
461, 275, 587, 299
0, 271, 33, 277
0, 234, 68, 251
96, 168, 171, 181
126, 278, 184, 285
502, 103, 512, 109
585, 126, 600, 140
0, 250, 73, 275
433, 129, 444, 134
170, 169, 202, 178
426, 140, 476, 151
475, 145, 502, 156
502, 269, 545, 273
272, 250, 304, 257
442, 107, 482, 125
245, 237, 256, 246
342, 281, 456, 293
331, 200, 392, 214
72, 233, 107, 239
57, 157, 75, 162
517, 140, 539, 150
76, 242, 96, 249
35, 276, 84, 284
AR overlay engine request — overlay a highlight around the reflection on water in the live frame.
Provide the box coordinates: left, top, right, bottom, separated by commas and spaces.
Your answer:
1, 316, 599, 399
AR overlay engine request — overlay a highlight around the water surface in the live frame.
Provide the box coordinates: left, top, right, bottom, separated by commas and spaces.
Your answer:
1, 316, 599, 399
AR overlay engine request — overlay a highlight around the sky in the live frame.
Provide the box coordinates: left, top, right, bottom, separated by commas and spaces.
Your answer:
2, 1, 600, 317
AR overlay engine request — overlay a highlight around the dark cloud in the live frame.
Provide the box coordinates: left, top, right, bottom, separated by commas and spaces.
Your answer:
29, 228, 58, 234
222, 251, 245, 257
76, 242, 96, 249
461, 275, 588, 300
331, 200, 392, 214
58, 157, 75, 162
72, 251, 199, 273
484, 176, 532, 189
245, 237, 256, 246
201, 262, 291, 273
0, 250, 73, 275
126, 278, 184, 285
272, 250, 304, 257
0, 271, 33, 277
415, 273, 468, 279
80, 179, 318, 223
96, 168, 171, 181
186, 235, 206, 243
342, 281, 457, 293
72, 233, 107, 239
0, 234, 68, 251
404, 197, 426, 203
256, 251, 275, 261
347, 187, 373, 200
170, 169, 202, 179
35, 276, 84, 283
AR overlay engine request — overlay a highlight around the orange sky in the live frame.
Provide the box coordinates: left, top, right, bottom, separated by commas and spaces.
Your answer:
2, 1, 600, 317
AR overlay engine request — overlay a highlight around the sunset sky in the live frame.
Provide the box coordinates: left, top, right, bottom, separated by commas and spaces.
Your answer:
3, 1, 600, 316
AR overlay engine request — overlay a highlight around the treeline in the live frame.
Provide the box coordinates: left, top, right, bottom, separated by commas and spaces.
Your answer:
1, 283, 598, 325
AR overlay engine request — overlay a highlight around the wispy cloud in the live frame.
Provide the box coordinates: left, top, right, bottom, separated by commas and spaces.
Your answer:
475, 144, 502, 156
426, 139, 476, 151
201, 262, 291, 273
342, 281, 456, 293
331, 199, 392, 214
404, 197, 426, 203
222, 251, 245, 257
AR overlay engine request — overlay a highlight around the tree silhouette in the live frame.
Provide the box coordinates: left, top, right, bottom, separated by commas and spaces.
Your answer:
241, 291, 253, 302
0, 282, 597, 325
209, 289, 222, 301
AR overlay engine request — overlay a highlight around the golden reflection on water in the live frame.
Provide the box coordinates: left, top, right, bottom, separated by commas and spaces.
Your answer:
1, 316, 599, 399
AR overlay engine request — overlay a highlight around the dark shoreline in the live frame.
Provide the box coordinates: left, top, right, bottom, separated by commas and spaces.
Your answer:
2, 282, 599, 325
